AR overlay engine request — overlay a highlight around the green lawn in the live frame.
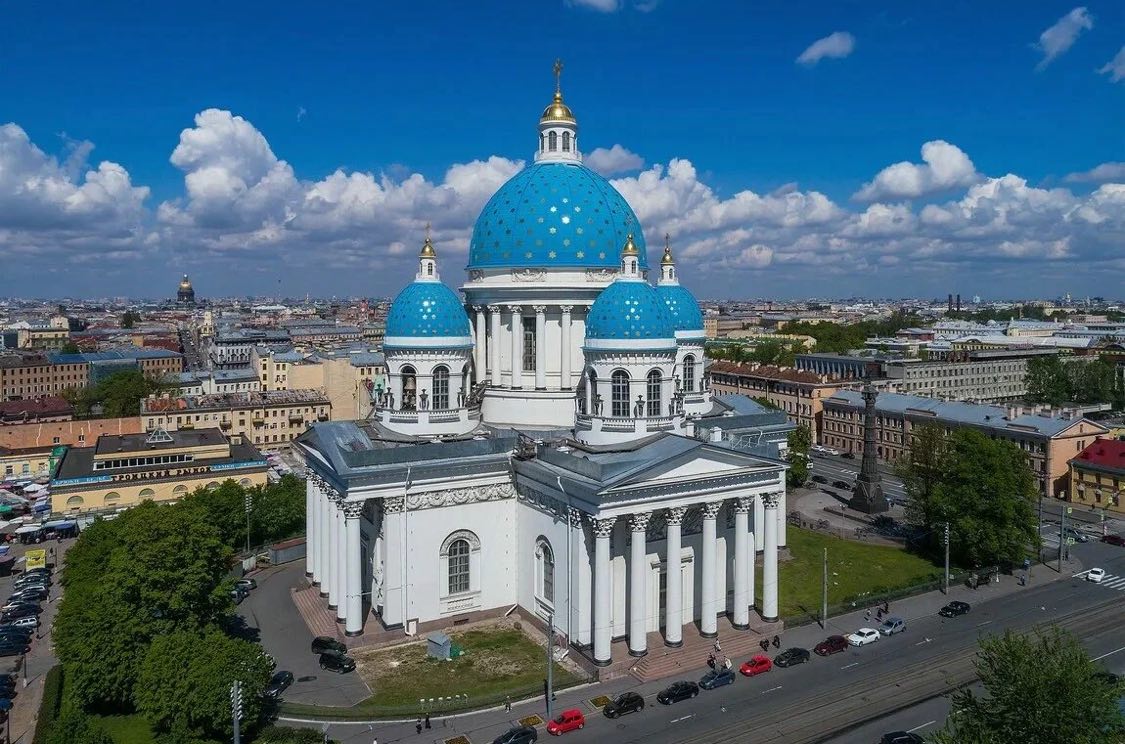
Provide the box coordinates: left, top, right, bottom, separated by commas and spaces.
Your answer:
766, 527, 944, 621
95, 714, 157, 744
343, 627, 581, 713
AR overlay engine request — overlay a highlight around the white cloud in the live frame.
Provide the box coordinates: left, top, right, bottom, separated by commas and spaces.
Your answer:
854, 140, 978, 201
565, 0, 620, 11
1065, 161, 1125, 183
796, 32, 855, 66
1098, 46, 1125, 83
585, 145, 645, 175
297, 107, 307, 122
1034, 7, 1093, 70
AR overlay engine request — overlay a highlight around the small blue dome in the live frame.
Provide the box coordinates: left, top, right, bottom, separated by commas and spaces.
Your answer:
586, 280, 675, 343
655, 284, 704, 334
469, 162, 648, 270
385, 281, 471, 342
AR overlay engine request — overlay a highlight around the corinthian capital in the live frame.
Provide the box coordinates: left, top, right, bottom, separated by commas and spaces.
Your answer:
628, 512, 652, 533
700, 502, 723, 520
733, 496, 755, 514
762, 491, 782, 510
665, 506, 687, 526
592, 516, 617, 538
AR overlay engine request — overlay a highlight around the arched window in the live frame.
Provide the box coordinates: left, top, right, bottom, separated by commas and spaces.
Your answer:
611, 370, 630, 417
647, 369, 662, 417
206, 481, 220, 490
433, 366, 450, 410
683, 355, 696, 393
448, 539, 470, 593
66, 496, 84, 508
548, 131, 558, 151
138, 488, 155, 500
172, 485, 188, 497
441, 530, 481, 597
426, 262, 433, 276
401, 365, 417, 410
562, 131, 571, 152
103, 492, 120, 505
239, 478, 253, 486
537, 538, 555, 603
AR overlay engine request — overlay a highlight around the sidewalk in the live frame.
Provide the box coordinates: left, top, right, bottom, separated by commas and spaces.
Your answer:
285, 552, 1083, 743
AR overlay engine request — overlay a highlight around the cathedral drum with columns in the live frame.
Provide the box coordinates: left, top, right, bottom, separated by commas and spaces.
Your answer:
296, 63, 789, 669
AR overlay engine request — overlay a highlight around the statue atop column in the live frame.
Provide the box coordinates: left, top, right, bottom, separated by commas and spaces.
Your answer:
849, 381, 888, 514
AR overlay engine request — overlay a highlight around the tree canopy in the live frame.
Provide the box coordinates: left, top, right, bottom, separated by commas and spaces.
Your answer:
901, 427, 1038, 567
932, 627, 1124, 743
64, 368, 169, 418
1025, 356, 1124, 408
180, 474, 306, 552
787, 424, 812, 488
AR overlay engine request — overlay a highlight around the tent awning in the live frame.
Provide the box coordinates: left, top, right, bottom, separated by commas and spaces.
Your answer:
14, 525, 41, 534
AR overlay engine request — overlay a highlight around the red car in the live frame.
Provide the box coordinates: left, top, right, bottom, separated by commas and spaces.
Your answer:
814, 635, 849, 656
1103, 534, 1125, 547
739, 654, 772, 676
546, 709, 585, 735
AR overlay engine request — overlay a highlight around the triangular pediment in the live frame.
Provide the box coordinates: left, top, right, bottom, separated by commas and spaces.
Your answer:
608, 445, 779, 491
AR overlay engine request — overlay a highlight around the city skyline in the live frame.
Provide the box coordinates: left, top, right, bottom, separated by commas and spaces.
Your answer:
2, 1, 1122, 299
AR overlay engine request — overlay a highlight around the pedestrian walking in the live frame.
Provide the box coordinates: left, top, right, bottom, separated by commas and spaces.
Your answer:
416, 719, 423, 735
759, 638, 769, 654
424, 714, 431, 730
882, 601, 889, 614
707, 653, 716, 670
864, 608, 871, 622
505, 695, 512, 712
772, 634, 780, 649
876, 608, 884, 621
713, 639, 722, 653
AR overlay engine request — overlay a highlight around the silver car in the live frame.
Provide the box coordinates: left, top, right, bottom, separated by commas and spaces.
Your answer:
879, 616, 906, 636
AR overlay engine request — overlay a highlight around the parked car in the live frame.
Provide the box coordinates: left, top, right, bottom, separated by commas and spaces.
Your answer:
1087, 568, 1106, 584
814, 636, 849, 656
0, 616, 39, 630
773, 647, 811, 667
14, 575, 49, 588
0, 605, 40, 620
832, 480, 851, 490
700, 667, 736, 689
842, 452, 856, 459
1102, 534, 1125, 547
811, 475, 827, 484
602, 692, 644, 719
264, 670, 294, 699
0, 628, 32, 642
881, 733, 924, 744
657, 681, 699, 705
9, 587, 47, 602
545, 708, 585, 735
938, 601, 971, 618
493, 726, 538, 744
1067, 527, 1090, 543
235, 578, 257, 591
0, 641, 30, 657
846, 628, 880, 646
318, 653, 355, 673
311, 636, 346, 655
879, 617, 907, 636
739, 655, 772, 676
230, 589, 246, 605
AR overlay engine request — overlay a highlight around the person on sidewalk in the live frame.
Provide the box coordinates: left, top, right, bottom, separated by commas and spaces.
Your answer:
759, 638, 769, 654
772, 635, 780, 649
505, 696, 512, 712
864, 608, 871, 622
415, 719, 422, 735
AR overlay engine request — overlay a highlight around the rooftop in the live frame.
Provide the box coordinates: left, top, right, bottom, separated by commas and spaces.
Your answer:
1072, 439, 1125, 472
47, 348, 182, 364
709, 361, 833, 385
0, 397, 73, 422
141, 389, 329, 413
93, 428, 227, 456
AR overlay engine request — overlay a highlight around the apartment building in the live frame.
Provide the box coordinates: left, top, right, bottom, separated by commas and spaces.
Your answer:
0, 353, 87, 401
821, 390, 1108, 498
1069, 439, 1125, 514
253, 346, 386, 420
883, 348, 1056, 402
141, 389, 331, 449
708, 361, 841, 443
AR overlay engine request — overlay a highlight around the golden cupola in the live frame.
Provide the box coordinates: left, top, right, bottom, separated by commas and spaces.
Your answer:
535, 59, 580, 164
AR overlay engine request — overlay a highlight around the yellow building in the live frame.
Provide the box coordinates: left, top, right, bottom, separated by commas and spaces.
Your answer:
140, 389, 331, 450
1069, 439, 1125, 513
50, 427, 267, 514
0, 445, 56, 480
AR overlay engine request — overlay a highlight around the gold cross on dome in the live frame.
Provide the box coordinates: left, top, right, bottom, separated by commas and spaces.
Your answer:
554, 59, 563, 94
424, 222, 432, 241
665, 233, 671, 249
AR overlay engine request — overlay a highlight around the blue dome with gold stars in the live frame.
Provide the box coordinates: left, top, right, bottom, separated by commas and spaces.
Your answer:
655, 284, 704, 335
384, 281, 472, 347
468, 162, 649, 270
585, 280, 675, 346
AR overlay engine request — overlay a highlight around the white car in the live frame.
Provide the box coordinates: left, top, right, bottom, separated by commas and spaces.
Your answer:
0, 615, 39, 629
1087, 568, 1106, 584
847, 628, 880, 646
824, 448, 841, 456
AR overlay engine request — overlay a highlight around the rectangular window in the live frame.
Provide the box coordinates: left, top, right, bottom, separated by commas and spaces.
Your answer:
523, 317, 536, 373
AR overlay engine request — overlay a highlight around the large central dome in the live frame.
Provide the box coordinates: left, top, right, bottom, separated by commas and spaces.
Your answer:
467, 162, 649, 271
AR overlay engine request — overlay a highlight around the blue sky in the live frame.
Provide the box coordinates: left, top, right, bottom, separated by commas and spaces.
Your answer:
1, 1, 1122, 300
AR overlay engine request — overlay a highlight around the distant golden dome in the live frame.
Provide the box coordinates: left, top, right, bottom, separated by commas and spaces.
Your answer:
419, 236, 436, 258
541, 92, 576, 123
661, 235, 675, 265
179, 274, 192, 289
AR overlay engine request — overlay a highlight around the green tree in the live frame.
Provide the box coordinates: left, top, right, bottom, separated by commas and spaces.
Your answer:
136, 630, 274, 740
1070, 358, 1117, 405
1025, 356, 1072, 406
60, 340, 81, 354
931, 627, 1124, 744
46, 707, 114, 744
786, 424, 812, 488
121, 310, 141, 329
254, 726, 334, 744
181, 475, 307, 552
901, 428, 1038, 567
752, 396, 780, 410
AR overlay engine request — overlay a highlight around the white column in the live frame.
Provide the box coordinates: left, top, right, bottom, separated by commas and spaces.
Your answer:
762, 492, 781, 622
593, 516, 616, 666
534, 306, 547, 390
335, 501, 347, 623
319, 484, 332, 597
344, 502, 364, 636
664, 506, 686, 648
473, 306, 487, 384
327, 493, 341, 609
700, 502, 722, 638
748, 528, 756, 615
489, 306, 501, 386
753, 496, 765, 553
732, 497, 753, 630
510, 305, 524, 389
628, 512, 651, 657
560, 306, 573, 390
305, 478, 316, 578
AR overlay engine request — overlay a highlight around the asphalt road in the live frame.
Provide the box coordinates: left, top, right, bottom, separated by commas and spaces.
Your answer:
808, 453, 908, 505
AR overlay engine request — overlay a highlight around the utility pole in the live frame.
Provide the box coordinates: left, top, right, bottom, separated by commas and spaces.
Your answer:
545, 611, 554, 720
230, 680, 243, 744
1058, 506, 1068, 573
821, 547, 828, 629
943, 522, 950, 595
243, 492, 253, 554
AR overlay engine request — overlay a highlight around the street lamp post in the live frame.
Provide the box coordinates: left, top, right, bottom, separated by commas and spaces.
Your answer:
821, 547, 828, 629
545, 610, 554, 721
243, 492, 253, 554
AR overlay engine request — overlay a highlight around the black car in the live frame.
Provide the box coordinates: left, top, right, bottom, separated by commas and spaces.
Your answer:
1102, 534, 1125, 547
939, 601, 971, 618
699, 668, 736, 689
319, 652, 355, 673
492, 726, 538, 744
832, 480, 851, 490
311, 636, 346, 655
9, 588, 48, 602
0, 605, 39, 621
811, 475, 827, 484
657, 681, 699, 705
14, 575, 50, 588
264, 670, 294, 698
773, 647, 811, 668
842, 452, 856, 459
0, 641, 30, 657
0, 629, 32, 643
880, 733, 923, 744
603, 691, 644, 719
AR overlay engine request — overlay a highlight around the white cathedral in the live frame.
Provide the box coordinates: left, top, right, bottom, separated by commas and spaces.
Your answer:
297, 67, 791, 669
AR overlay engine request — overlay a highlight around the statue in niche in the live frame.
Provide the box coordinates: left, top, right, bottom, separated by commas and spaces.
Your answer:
593, 394, 604, 416
419, 390, 429, 410
634, 395, 645, 418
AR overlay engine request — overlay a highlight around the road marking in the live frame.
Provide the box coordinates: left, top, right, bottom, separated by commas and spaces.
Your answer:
1073, 569, 1092, 578
841, 662, 859, 669
907, 720, 936, 733
760, 685, 782, 694
670, 714, 694, 723
1093, 645, 1125, 661
914, 638, 932, 646
976, 620, 992, 627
